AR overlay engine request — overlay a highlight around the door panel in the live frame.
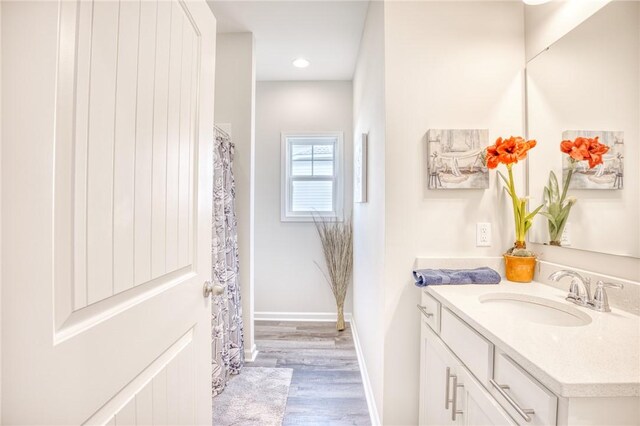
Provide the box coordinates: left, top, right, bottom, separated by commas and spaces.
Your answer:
65, 0, 202, 310
134, 0, 158, 287
85, 0, 119, 305
113, 0, 140, 295
1, 0, 216, 423
151, 0, 172, 279
84, 329, 194, 425
56, 0, 204, 340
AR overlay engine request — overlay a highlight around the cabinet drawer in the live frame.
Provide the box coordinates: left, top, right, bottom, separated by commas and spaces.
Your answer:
419, 291, 441, 332
492, 350, 557, 425
440, 307, 493, 383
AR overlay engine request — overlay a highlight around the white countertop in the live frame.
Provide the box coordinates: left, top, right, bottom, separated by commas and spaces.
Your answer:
423, 281, 640, 398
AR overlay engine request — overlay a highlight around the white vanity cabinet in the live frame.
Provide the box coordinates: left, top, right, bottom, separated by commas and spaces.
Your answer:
419, 316, 516, 426
418, 288, 640, 426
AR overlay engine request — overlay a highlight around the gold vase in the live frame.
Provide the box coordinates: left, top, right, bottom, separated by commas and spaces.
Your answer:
504, 254, 536, 283
336, 305, 345, 331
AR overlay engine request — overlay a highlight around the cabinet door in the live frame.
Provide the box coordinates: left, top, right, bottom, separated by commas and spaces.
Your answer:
458, 367, 517, 426
419, 321, 461, 426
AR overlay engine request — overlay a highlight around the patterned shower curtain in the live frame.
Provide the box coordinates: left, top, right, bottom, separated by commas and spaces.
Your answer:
211, 127, 244, 396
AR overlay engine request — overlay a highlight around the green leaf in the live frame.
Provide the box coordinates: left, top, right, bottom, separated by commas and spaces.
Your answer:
503, 186, 514, 199
497, 171, 510, 189
557, 206, 571, 221
539, 211, 554, 220
543, 187, 551, 204
549, 171, 560, 201
539, 211, 557, 226
525, 204, 544, 222
515, 199, 524, 220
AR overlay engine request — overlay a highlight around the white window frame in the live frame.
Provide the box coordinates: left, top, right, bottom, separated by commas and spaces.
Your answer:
281, 131, 344, 222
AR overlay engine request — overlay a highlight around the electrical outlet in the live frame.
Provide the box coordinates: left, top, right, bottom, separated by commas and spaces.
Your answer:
476, 223, 492, 247
561, 223, 571, 246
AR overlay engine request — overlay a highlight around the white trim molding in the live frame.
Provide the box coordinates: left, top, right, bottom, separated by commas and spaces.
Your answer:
280, 131, 345, 222
254, 311, 352, 322
350, 318, 381, 426
244, 343, 259, 362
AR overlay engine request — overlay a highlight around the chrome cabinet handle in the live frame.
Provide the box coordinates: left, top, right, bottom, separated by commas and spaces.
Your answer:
490, 379, 535, 422
450, 374, 464, 421
203, 281, 224, 298
417, 304, 434, 318
445, 367, 464, 421
445, 367, 453, 409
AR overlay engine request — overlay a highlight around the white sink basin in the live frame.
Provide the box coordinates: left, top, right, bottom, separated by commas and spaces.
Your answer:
479, 293, 592, 327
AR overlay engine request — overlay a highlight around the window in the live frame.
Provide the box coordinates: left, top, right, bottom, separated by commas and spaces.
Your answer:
281, 132, 343, 221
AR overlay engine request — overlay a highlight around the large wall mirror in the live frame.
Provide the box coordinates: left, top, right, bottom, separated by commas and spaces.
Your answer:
526, 1, 639, 258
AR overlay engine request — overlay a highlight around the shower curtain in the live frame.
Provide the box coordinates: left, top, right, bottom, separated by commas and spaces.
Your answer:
211, 126, 244, 396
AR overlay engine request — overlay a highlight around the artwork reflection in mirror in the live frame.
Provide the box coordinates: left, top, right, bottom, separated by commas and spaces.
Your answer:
561, 130, 624, 190
526, 1, 639, 258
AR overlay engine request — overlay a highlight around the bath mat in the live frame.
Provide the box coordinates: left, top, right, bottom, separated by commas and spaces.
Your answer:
212, 367, 293, 426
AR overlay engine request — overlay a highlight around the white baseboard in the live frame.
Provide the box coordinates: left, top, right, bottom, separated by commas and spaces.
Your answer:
350, 318, 381, 426
244, 344, 258, 362
254, 311, 353, 322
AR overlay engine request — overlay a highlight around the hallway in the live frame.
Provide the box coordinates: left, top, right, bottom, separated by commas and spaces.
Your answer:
246, 321, 371, 425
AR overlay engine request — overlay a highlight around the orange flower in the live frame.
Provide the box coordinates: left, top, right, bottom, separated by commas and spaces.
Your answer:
485, 136, 537, 169
483, 136, 542, 250
560, 136, 609, 168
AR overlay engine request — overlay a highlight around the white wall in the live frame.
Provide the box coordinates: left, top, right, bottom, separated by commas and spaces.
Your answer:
524, 0, 610, 61
381, 2, 526, 424
254, 81, 353, 317
214, 32, 257, 358
352, 1, 386, 421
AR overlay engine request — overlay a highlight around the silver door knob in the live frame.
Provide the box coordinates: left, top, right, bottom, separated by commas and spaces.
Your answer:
203, 281, 225, 298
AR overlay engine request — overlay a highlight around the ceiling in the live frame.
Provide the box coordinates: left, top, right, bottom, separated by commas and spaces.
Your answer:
207, 1, 370, 81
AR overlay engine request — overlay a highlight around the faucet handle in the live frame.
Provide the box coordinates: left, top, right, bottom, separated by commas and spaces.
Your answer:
597, 281, 623, 289
591, 281, 624, 312
566, 278, 582, 301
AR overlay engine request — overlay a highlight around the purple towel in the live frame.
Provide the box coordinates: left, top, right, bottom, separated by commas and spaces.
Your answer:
413, 267, 501, 286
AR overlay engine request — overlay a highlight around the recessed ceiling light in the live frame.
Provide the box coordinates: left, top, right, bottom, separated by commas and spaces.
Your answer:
523, 0, 551, 4
293, 58, 310, 68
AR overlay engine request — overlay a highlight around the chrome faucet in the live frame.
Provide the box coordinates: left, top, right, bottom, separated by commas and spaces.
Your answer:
548, 270, 592, 307
548, 270, 623, 312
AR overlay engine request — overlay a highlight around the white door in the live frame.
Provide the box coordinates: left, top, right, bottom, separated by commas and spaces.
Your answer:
419, 321, 460, 426
1, 0, 216, 424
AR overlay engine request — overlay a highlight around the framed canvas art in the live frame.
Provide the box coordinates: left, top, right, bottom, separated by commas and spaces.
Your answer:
354, 133, 368, 203
427, 129, 489, 189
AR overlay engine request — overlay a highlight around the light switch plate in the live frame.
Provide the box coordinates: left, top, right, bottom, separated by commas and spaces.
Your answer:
476, 223, 491, 247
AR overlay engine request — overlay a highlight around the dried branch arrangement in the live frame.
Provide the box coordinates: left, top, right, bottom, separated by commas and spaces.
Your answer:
313, 215, 353, 331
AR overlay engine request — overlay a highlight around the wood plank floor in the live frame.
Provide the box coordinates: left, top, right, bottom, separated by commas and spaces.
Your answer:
245, 321, 371, 425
